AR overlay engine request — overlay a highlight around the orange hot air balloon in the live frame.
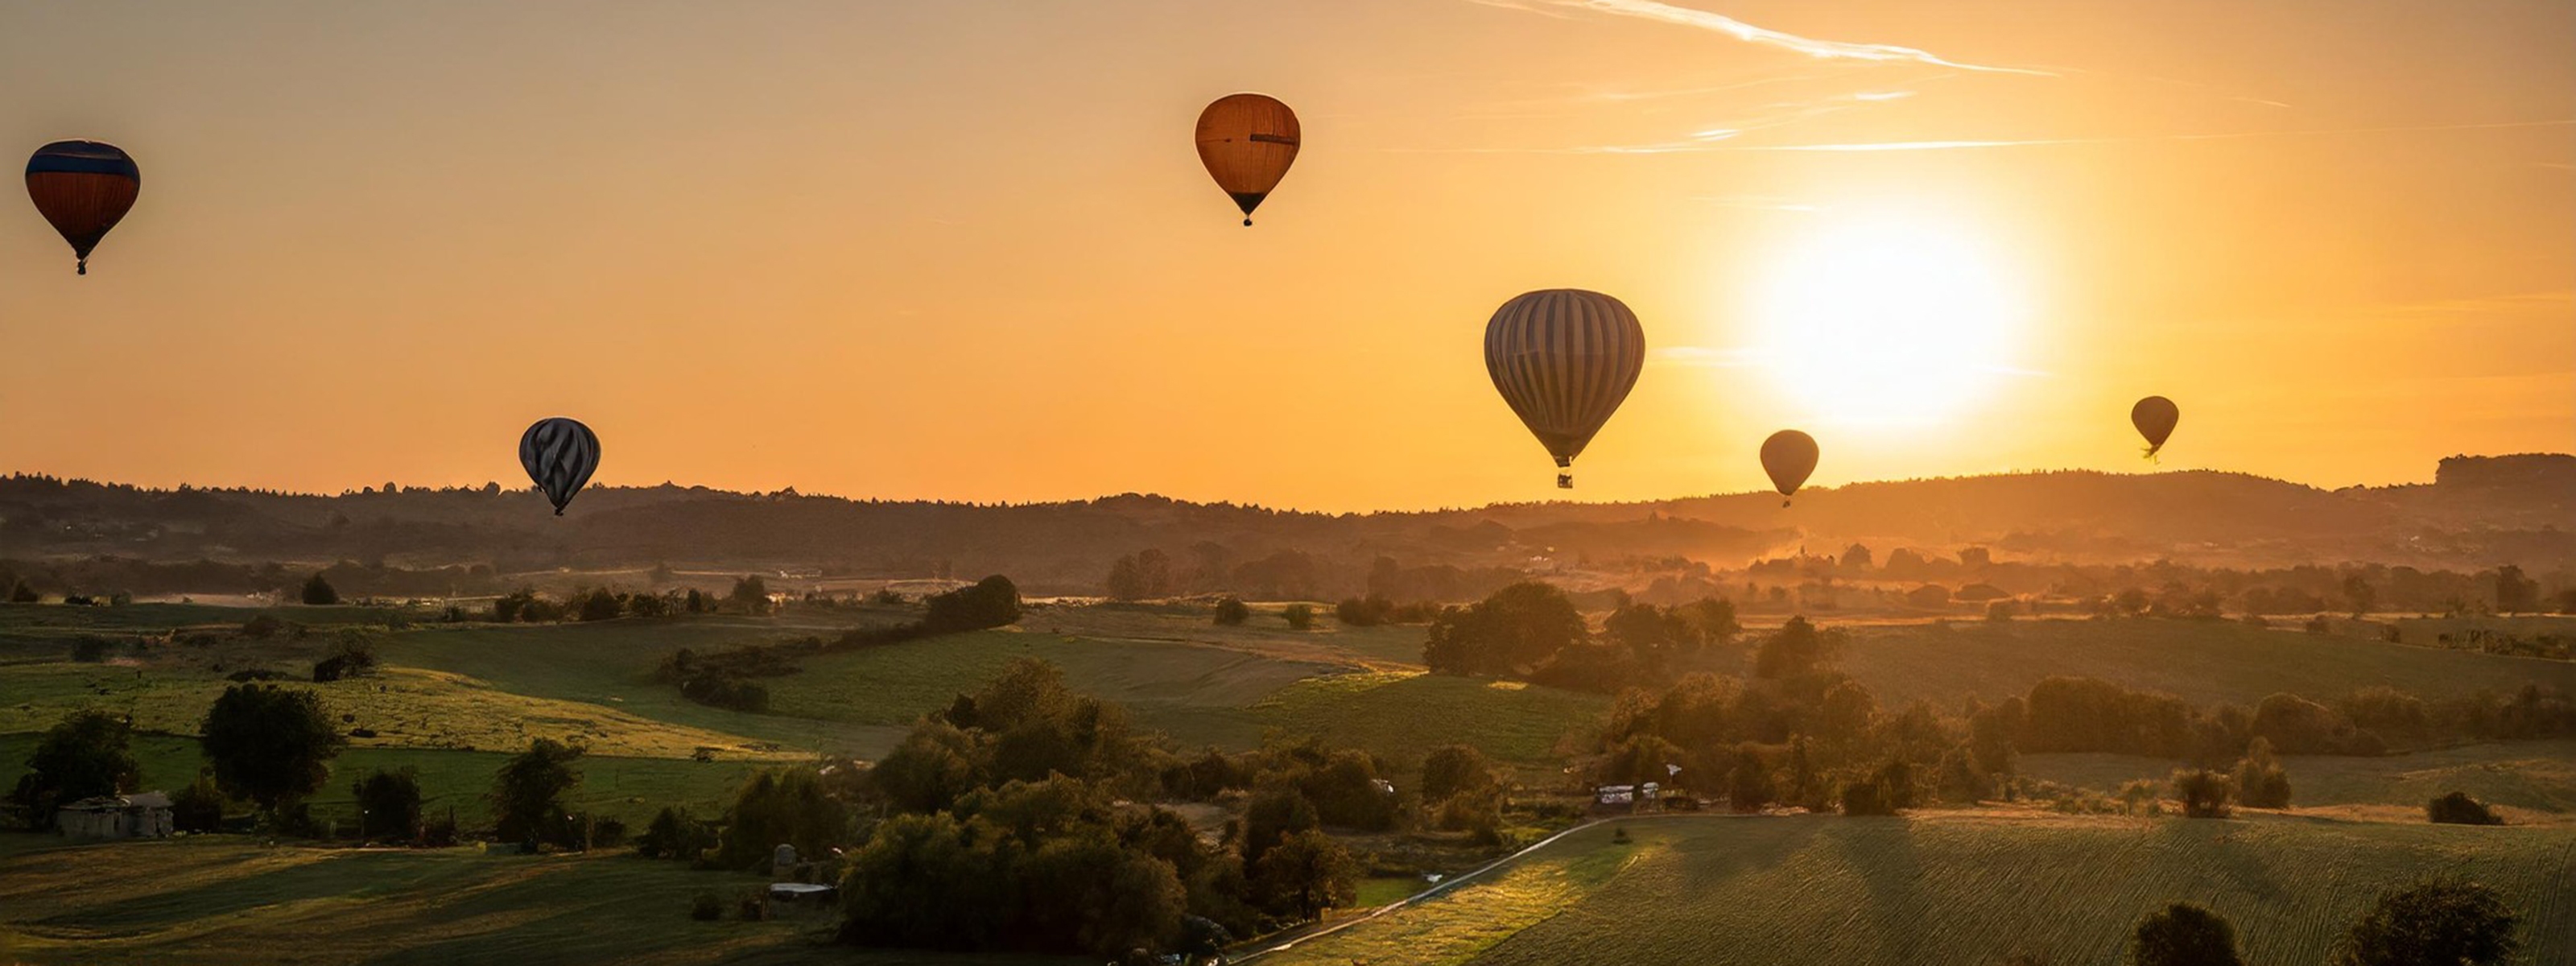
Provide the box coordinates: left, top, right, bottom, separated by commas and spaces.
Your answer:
1195, 93, 1299, 226
1484, 289, 1646, 489
1761, 430, 1818, 507
25, 140, 140, 275
2132, 396, 2179, 460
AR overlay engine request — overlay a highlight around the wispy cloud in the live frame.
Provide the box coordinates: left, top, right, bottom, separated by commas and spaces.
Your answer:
1491, 0, 2054, 76
1719, 118, 2576, 152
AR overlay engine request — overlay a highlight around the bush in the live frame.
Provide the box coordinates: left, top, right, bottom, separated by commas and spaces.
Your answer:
312, 639, 378, 683
922, 575, 1021, 632
171, 774, 226, 832
1213, 597, 1250, 626
300, 574, 339, 606
576, 588, 622, 622
2172, 769, 2234, 819
351, 767, 423, 840
1282, 603, 1315, 630
691, 893, 724, 921
2425, 791, 2504, 826
2130, 902, 2244, 966
640, 806, 722, 859
2330, 879, 2518, 966
2230, 738, 2292, 809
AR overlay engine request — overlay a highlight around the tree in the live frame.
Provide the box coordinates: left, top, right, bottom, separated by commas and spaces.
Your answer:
1282, 603, 1315, 630
352, 767, 423, 840
1418, 745, 1498, 804
2330, 879, 2518, 966
638, 806, 720, 859
493, 737, 584, 847
684, 588, 706, 613
300, 573, 339, 606
1104, 549, 1171, 601
200, 684, 346, 813
9, 578, 40, 603
626, 592, 669, 618
576, 588, 622, 621
8, 710, 139, 828
1241, 786, 1320, 866
1753, 616, 1839, 679
2493, 565, 2537, 614
1422, 582, 1587, 677
1603, 602, 1701, 674
923, 575, 1022, 632
717, 768, 850, 869
2130, 902, 2244, 966
1726, 744, 1774, 813
1212, 597, 1250, 626
1253, 828, 1357, 921
170, 772, 226, 832
2425, 791, 2504, 826
729, 575, 771, 614
2171, 769, 2233, 819
2231, 738, 2291, 809
2341, 573, 2376, 618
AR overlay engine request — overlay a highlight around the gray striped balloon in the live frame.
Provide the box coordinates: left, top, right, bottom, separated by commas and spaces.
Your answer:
518, 417, 600, 515
1483, 289, 1645, 489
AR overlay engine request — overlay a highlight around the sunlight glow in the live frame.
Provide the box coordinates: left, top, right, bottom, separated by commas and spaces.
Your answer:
1749, 216, 2029, 427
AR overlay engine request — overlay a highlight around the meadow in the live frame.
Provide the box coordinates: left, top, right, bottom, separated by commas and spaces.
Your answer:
1258, 813, 2576, 965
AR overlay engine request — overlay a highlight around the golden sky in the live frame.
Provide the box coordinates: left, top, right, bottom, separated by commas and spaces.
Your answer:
3, 0, 2570, 511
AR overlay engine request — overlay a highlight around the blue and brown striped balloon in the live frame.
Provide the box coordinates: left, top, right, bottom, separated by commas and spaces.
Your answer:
518, 418, 601, 516
25, 140, 141, 275
1483, 289, 1646, 489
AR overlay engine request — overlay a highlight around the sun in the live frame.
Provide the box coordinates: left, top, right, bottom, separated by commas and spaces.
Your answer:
1748, 216, 2028, 427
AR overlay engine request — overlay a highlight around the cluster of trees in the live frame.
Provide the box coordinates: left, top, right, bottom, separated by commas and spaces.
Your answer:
2126, 879, 2520, 966
848, 660, 1389, 958
1583, 617, 1989, 816
1332, 594, 1438, 627
1422, 581, 1738, 692
1994, 676, 2575, 765
656, 576, 1024, 711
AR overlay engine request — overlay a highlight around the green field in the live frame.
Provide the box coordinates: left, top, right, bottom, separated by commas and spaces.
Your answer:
1261, 813, 2576, 965
1835, 617, 2576, 711
2022, 740, 2576, 818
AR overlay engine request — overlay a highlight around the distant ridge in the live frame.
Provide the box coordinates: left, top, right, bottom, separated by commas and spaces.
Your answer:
2, 457, 2567, 594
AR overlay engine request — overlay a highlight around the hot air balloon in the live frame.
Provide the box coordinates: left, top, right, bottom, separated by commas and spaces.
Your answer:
519, 418, 601, 516
25, 140, 140, 275
1761, 430, 1818, 507
2132, 396, 2178, 460
1484, 289, 1646, 489
1195, 93, 1299, 226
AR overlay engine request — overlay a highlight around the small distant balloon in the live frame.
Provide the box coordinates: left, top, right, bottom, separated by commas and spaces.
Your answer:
518, 418, 601, 516
1484, 289, 1647, 489
25, 140, 140, 275
2132, 396, 2179, 460
1761, 430, 1818, 507
1195, 93, 1299, 226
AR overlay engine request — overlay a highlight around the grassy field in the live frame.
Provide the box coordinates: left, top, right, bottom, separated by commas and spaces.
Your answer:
2022, 739, 2576, 818
0, 733, 773, 832
0, 837, 877, 966
1835, 617, 2575, 711
1248, 671, 1608, 772
1262, 813, 2576, 966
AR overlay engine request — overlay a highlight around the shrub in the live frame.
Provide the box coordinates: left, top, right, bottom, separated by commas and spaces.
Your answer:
577, 588, 623, 622
922, 575, 1021, 632
1418, 745, 1498, 804
2230, 738, 2292, 809
300, 574, 339, 606
1212, 597, 1250, 626
1282, 603, 1315, 630
639, 806, 722, 859
737, 893, 768, 921
2171, 769, 2233, 819
2130, 902, 2244, 966
351, 767, 423, 840
171, 773, 226, 832
2425, 791, 2504, 826
691, 893, 724, 921
312, 639, 378, 683
2330, 879, 2518, 966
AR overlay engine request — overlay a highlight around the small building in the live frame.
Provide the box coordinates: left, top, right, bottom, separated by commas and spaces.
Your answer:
56, 792, 175, 839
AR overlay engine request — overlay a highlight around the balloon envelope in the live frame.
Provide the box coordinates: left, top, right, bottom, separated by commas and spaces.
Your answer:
1484, 289, 1646, 488
2132, 396, 2179, 457
1761, 430, 1818, 501
26, 140, 140, 275
1195, 93, 1299, 225
519, 418, 601, 515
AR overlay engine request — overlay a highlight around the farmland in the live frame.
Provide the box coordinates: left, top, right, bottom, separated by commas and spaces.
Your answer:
1258, 813, 2576, 966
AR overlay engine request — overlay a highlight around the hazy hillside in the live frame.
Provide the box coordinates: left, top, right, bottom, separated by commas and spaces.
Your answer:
2, 455, 2567, 595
